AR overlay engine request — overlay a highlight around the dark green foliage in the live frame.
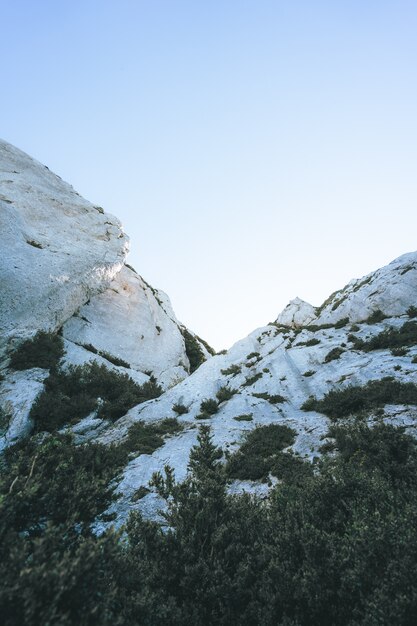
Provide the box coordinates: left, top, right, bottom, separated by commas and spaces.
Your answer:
131, 485, 150, 501
199, 398, 219, 415
0, 406, 10, 435
220, 363, 241, 376
3, 423, 417, 624
180, 328, 206, 373
120, 418, 183, 456
9, 331, 64, 371
412, 355, 417, 363
303, 370, 315, 377
82, 344, 131, 367
233, 414, 253, 421
350, 323, 360, 331
324, 346, 344, 362
253, 391, 285, 404
354, 320, 417, 352
304, 337, 320, 346
30, 362, 162, 432
392, 347, 408, 356
366, 308, 387, 323
1, 434, 124, 534
172, 403, 189, 415
246, 351, 260, 359
334, 317, 349, 328
215, 386, 236, 403
243, 372, 263, 386
301, 378, 417, 419
195, 334, 216, 356
407, 305, 417, 318
226, 424, 297, 480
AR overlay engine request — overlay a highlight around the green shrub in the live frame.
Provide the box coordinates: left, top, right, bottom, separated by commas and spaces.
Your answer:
30, 362, 162, 432
412, 355, 417, 364
301, 378, 417, 419
200, 398, 219, 415
233, 414, 253, 422
226, 424, 297, 480
216, 386, 237, 403
305, 337, 320, 346
172, 403, 189, 415
9, 332, 64, 371
391, 347, 408, 357
407, 305, 417, 318
350, 324, 360, 332
334, 317, 349, 329
303, 370, 315, 377
180, 328, 206, 373
246, 352, 260, 360
243, 372, 263, 387
354, 320, 417, 352
221, 364, 241, 376
324, 347, 344, 362
366, 309, 387, 324
252, 392, 285, 404
120, 418, 183, 456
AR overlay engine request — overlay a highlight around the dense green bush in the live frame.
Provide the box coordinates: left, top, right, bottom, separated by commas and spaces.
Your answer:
3, 423, 417, 624
216, 386, 236, 403
243, 372, 263, 387
253, 391, 285, 404
9, 331, 64, 370
302, 378, 417, 419
30, 362, 162, 432
226, 424, 297, 480
324, 346, 344, 362
180, 328, 206, 373
353, 320, 417, 352
407, 305, 417, 318
172, 403, 189, 415
199, 398, 219, 415
220, 364, 241, 376
233, 414, 253, 421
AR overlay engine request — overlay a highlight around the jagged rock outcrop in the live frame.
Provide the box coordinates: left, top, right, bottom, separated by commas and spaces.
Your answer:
0, 140, 129, 362
275, 297, 317, 327
0, 140, 212, 448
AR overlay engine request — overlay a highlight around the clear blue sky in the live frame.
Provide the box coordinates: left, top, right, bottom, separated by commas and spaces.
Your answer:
2, 1, 417, 349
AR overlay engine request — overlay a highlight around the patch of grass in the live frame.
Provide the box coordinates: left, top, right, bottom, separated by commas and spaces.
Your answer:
172, 403, 189, 415
9, 332, 64, 371
252, 392, 285, 404
246, 352, 260, 360
324, 347, 344, 363
221, 364, 241, 376
30, 362, 162, 432
98, 350, 130, 368
216, 386, 237, 403
350, 324, 360, 332
301, 378, 417, 419
226, 424, 297, 480
303, 370, 315, 377
243, 373, 263, 387
233, 414, 253, 422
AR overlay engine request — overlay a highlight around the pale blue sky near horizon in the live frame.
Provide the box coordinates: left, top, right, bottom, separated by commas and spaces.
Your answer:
1, 1, 417, 349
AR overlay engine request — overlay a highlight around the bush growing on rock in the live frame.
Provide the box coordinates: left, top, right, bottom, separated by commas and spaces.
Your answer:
9, 331, 64, 370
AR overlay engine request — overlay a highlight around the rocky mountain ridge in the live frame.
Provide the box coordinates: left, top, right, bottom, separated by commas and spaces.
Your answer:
1, 140, 417, 531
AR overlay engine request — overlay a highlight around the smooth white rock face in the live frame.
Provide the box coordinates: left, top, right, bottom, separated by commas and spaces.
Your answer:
62, 265, 190, 386
313, 252, 417, 325
0, 369, 48, 451
275, 297, 317, 328
0, 139, 129, 361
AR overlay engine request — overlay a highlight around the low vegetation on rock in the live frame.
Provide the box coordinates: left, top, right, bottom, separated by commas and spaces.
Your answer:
302, 378, 417, 419
9, 331, 64, 371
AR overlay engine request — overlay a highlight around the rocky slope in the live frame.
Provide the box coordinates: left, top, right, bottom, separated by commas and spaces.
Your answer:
0, 140, 212, 449
1, 140, 417, 531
